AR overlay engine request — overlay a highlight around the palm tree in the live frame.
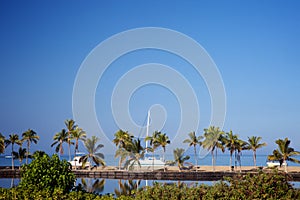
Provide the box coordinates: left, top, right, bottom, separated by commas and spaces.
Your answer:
183, 131, 203, 168
80, 136, 105, 170
246, 136, 267, 166
173, 148, 190, 171
72, 127, 86, 157
268, 138, 300, 172
223, 130, 239, 170
115, 147, 130, 170
202, 126, 225, 171
124, 138, 145, 170
5, 134, 22, 170
113, 130, 133, 170
154, 132, 170, 162
65, 119, 77, 161
145, 131, 160, 170
51, 129, 68, 159
12, 147, 27, 169
235, 139, 248, 171
0, 133, 5, 154
22, 129, 39, 164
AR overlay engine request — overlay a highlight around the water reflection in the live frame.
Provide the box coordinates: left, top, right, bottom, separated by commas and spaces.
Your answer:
11, 177, 16, 188
78, 178, 105, 194
114, 180, 142, 197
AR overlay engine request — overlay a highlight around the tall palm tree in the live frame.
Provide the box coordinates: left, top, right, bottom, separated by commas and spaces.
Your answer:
22, 129, 39, 164
65, 119, 77, 161
12, 147, 27, 169
113, 130, 133, 170
72, 127, 86, 157
154, 132, 170, 162
223, 130, 239, 170
183, 131, 203, 168
145, 131, 161, 170
124, 138, 145, 170
235, 139, 248, 171
80, 136, 105, 170
202, 126, 225, 171
246, 136, 266, 166
173, 148, 190, 171
5, 133, 22, 170
51, 129, 68, 159
115, 147, 130, 170
268, 138, 300, 172
0, 133, 5, 154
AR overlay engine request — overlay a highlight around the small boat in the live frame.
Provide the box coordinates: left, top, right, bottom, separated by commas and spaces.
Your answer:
138, 156, 165, 167
75, 152, 85, 156
5, 155, 14, 159
266, 160, 287, 167
69, 156, 90, 169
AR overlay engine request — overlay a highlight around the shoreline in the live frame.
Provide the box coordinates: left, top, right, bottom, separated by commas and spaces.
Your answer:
86, 165, 300, 172
2, 165, 300, 181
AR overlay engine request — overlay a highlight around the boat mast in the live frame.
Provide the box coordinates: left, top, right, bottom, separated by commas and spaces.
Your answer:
146, 110, 150, 150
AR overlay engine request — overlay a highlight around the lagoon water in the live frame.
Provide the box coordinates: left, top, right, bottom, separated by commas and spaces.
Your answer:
1, 154, 299, 194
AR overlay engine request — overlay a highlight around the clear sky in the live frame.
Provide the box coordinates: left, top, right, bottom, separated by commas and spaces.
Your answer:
0, 1, 300, 155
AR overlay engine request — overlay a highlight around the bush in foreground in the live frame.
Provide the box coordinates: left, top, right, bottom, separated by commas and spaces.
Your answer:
19, 152, 75, 194
133, 169, 300, 200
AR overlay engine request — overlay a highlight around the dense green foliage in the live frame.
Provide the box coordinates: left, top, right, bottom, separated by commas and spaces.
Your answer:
19, 153, 75, 194
1, 169, 300, 199
134, 170, 300, 199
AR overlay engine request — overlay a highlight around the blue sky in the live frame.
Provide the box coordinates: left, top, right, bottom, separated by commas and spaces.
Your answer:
0, 1, 300, 155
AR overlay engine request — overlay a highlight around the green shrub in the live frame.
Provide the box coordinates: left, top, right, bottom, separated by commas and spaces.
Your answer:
222, 170, 300, 200
19, 153, 75, 194
134, 170, 300, 200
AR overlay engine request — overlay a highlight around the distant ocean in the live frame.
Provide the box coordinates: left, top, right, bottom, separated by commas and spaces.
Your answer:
1, 154, 300, 193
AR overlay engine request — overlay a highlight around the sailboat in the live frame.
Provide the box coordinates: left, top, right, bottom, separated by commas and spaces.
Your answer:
135, 110, 166, 169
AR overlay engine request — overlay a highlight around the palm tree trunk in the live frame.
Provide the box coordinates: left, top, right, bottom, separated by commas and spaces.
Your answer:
253, 150, 256, 166
26, 141, 29, 164
152, 146, 155, 171
11, 144, 14, 170
59, 141, 62, 160
234, 150, 237, 170
194, 145, 197, 169
211, 150, 215, 172
284, 158, 287, 172
74, 152, 77, 170
238, 152, 242, 172
68, 136, 71, 161
229, 152, 232, 171
163, 149, 166, 172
